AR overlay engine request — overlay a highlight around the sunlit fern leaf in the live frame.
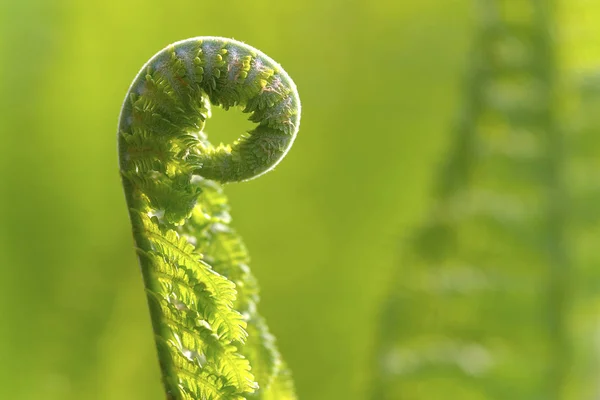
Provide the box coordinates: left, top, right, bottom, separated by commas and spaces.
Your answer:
118, 37, 300, 399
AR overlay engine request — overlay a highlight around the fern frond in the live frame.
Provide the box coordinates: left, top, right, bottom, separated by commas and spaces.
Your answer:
187, 176, 295, 398
261, 364, 298, 400
373, 1, 568, 399
119, 37, 300, 399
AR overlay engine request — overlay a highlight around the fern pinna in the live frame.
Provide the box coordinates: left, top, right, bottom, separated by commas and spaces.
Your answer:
117, 37, 300, 400
373, 1, 568, 399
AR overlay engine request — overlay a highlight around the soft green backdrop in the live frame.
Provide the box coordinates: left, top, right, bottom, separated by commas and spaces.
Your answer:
0, 1, 598, 399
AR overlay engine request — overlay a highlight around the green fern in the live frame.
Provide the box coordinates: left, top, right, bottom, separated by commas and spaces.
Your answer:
372, 1, 568, 399
118, 37, 300, 400
563, 75, 600, 399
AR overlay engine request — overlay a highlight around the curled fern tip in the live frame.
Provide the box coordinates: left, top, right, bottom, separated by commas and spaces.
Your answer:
118, 36, 300, 400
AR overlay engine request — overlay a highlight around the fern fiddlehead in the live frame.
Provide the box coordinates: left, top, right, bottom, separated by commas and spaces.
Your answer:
118, 37, 300, 400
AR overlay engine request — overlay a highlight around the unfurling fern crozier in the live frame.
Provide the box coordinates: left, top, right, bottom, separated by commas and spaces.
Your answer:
118, 37, 300, 400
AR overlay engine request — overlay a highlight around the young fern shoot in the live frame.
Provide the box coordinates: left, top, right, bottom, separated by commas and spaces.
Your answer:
118, 37, 300, 400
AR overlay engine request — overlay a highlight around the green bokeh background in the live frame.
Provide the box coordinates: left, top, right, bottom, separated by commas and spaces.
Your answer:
0, 1, 598, 399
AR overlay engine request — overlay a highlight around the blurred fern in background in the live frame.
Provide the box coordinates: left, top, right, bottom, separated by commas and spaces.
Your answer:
562, 75, 600, 399
372, 0, 600, 399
